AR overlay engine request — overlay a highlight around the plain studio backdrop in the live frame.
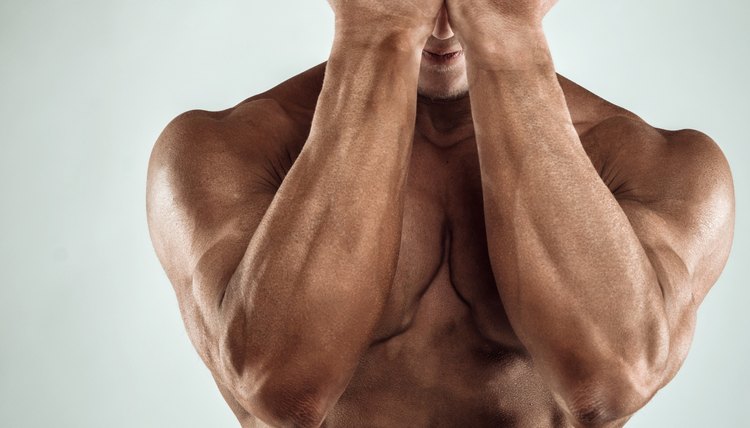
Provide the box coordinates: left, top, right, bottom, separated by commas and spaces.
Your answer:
1, 1, 747, 426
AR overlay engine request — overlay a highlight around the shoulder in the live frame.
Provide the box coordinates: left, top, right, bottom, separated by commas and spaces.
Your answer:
582, 113, 735, 265
560, 73, 734, 234
558, 72, 717, 160
145, 100, 294, 278
147, 61, 328, 191
586, 114, 733, 204
147, 63, 325, 246
146, 63, 328, 276
559, 74, 733, 204
147, 100, 291, 200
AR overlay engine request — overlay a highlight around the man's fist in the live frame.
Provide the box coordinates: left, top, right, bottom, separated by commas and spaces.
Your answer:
327, 0, 444, 45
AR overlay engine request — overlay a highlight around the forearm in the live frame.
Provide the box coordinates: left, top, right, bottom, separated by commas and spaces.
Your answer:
465, 29, 669, 417
218, 31, 423, 424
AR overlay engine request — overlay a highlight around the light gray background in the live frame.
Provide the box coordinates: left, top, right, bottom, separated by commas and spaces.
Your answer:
1, 1, 747, 427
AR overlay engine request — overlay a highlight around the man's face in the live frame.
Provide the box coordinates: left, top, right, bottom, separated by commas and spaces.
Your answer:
417, 6, 468, 100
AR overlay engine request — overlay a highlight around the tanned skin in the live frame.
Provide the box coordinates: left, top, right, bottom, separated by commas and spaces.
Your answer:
146, 1, 735, 427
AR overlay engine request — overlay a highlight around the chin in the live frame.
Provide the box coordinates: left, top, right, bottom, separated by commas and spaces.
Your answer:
416, 80, 469, 101
416, 66, 469, 101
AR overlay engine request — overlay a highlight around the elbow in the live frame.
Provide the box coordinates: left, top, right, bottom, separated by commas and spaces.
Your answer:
251, 381, 329, 428
217, 337, 331, 428
562, 357, 667, 427
215, 309, 337, 427
565, 382, 649, 427
563, 329, 670, 425
224, 367, 330, 428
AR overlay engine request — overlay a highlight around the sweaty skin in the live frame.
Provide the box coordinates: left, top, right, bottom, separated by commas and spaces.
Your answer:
146, 2, 735, 427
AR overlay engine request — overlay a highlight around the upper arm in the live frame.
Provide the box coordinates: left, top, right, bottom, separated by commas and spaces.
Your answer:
588, 116, 735, 383
146, 103, 287, 369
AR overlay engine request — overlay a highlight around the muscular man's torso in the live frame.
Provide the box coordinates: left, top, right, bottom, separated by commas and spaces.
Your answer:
210, 62, 640, 427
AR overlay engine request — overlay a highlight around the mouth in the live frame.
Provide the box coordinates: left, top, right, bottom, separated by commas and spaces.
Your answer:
422, 49, 464, 64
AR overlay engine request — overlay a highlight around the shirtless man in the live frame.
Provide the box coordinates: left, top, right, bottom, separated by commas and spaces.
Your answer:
146, 1, 735, 427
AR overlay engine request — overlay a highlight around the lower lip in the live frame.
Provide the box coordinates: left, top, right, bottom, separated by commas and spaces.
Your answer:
422, 50, 464, 64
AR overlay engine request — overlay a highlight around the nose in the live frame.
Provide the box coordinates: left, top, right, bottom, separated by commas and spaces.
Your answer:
432, 6, 454, 40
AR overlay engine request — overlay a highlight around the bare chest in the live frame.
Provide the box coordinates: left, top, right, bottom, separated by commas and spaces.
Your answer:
372, 133, 520, 349
327, 134, 571, 426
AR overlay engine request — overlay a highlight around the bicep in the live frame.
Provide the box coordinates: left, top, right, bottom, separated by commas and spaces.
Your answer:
146, 110, 279, 365
607, 124, 735, 382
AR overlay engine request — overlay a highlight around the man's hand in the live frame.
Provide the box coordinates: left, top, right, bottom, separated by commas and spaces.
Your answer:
445, 0, 558, 53
446, 0, 558, 29
327, 0, 444, 45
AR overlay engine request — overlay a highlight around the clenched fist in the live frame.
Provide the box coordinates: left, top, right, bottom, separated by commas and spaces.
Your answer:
327, 0, 444, 46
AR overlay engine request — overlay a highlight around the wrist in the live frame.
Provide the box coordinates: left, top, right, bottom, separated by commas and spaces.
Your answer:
461, 24, 553, 70
333, 20, 431, 54
328, 29, 425, 81
330, 30, 426, 74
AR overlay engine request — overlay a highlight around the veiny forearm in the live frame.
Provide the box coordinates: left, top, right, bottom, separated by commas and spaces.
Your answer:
219, 33, 423, 424
465, 30, 669, 418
